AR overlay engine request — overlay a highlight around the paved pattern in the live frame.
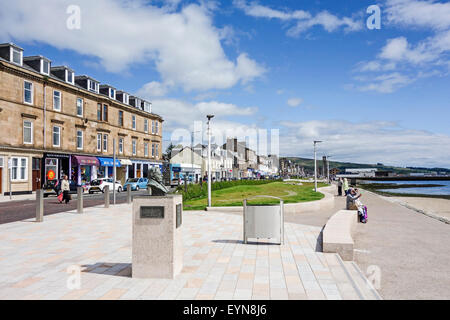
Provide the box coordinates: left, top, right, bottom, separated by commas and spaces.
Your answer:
0, 203, 372, 300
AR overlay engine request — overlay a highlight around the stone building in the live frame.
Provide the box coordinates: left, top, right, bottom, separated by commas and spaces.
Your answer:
0, 43, 163, 195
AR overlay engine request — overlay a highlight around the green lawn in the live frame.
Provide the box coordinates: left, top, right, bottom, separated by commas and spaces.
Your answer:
183, 181, 327, 210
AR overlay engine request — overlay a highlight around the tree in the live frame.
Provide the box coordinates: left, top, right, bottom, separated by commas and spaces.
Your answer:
163, 143, 175, 161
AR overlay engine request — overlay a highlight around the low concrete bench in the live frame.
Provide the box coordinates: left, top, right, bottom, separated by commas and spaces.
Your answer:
323, 210, 358, 261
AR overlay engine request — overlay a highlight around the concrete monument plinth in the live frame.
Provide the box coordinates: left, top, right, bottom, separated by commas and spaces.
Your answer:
132, 195, 183, 279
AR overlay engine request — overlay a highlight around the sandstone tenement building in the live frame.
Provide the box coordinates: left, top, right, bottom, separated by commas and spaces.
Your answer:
0, 43, 163, 195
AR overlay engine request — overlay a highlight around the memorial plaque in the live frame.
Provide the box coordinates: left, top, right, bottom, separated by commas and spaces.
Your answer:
176, 204, 182, 228
140, 206, 165, 219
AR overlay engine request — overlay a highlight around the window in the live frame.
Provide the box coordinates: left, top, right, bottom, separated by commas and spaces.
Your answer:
156, 143, 159, 157
119, 138, 124, 154
151, 121, 155, 134
97, 103, 102, 121
144, 119, 148, 133
132, 140, 137, 155
110, 88, 115, 99
103, 134, 108, 152
53, 91, 61, 111
97, 133, 102, 151
24, 81, 33, 104
103, 104, 108, 122
89, 80, 98, 93
52, 126, 61, 147
11, 48, 22, 65
11, 157, 27, 181
76, 130, 83, 150
76, 98, 83, 117
41, 60, 50, 75
118, 111, 123, 126
152, 143, 155, 157
66, 70, 74, 84
155, 121, 159, 134
144, 143, 148, 157
132, 115, 136, 130
124, 94, 129, 105
23, 120, 33, 144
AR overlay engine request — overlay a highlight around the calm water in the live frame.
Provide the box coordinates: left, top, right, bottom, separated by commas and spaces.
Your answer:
360, 180, 450, 196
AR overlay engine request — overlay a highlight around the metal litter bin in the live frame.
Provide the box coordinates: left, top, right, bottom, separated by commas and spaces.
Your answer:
243, 196, 284, 245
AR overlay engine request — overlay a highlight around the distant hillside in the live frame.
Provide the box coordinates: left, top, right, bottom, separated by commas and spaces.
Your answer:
282, 157, 450, 175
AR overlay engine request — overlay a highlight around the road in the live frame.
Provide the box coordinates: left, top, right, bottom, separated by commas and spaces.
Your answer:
0, 190, 149, 224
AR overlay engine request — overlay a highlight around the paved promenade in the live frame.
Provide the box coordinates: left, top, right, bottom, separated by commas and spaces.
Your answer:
287, 190, 450, 300
0, 203, 376, 300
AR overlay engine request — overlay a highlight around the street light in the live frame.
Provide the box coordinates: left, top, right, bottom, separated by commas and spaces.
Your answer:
207, 115, 214, 208
313, 140, 322, 192
325, 155, 332, 184
191, 130, 201, 184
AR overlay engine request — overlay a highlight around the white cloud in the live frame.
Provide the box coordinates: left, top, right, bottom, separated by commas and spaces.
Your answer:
137, 81, 169, 98
0, 0, 265, 93
385, 0, 450, 31
352, 0, 450, 93
150, 98, 258, 131
279, 120, 450, 167
233, 0, 363, 36
357, 72, 413, 93
287, 98, 303, 107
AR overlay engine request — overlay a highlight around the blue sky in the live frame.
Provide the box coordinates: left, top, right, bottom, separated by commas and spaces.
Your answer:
1, 0, 449, 167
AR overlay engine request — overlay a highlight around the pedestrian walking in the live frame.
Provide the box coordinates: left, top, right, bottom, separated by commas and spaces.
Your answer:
337, 178, 343, 196
61, 175, 71, 205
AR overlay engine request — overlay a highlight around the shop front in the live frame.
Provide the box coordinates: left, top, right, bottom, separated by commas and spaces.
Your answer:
119, 159, 132, 184
72, 155, 100, 186
43, 153, 71, 184
97, 157, 121, 179
130, 160, 162, 180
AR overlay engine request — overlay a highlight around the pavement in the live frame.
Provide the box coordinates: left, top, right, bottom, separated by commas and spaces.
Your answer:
286, 190, 450, 300
0, 203, 377, 300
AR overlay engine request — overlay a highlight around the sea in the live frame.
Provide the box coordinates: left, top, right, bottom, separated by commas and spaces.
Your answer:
360, 180, 450, 196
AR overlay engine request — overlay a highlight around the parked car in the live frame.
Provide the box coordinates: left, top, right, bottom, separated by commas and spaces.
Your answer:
88, 178, 123, 194
123, 178, 148, 191
43, 179, 81, 197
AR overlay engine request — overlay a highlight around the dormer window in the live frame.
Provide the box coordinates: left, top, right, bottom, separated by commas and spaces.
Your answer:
124, 94, 129, 105
41, 59, 50, 75
109, 88, 115, 99
88, 80, 99, 93
143, 101, 152, 113
66, 70, 74, 84
11, 47, 23, 66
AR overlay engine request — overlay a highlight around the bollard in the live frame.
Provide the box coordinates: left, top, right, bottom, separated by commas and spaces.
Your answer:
104, 186, 110, 208
36, 189, 44, 222
77, 187, 83, 214
127, 187, 132, 204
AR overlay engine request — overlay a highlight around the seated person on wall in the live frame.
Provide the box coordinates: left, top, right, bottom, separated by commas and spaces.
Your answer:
346, 188, 362, 210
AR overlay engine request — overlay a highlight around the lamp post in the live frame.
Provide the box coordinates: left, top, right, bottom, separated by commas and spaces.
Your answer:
326, 155, 332, 183
207, 115, 214, 208
113, 138, 116, 205
313, 140, 322, 192
191, 130, 201, 184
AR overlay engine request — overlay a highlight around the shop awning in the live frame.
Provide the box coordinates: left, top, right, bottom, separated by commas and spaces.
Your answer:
119, 159, 132, 166
97, 157, 121, 167
72, 155, 100, 166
